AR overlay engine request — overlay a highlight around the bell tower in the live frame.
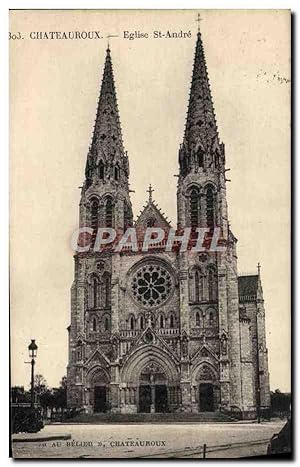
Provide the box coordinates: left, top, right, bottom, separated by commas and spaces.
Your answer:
176, 28, 249, 416
67, 45, 133, 410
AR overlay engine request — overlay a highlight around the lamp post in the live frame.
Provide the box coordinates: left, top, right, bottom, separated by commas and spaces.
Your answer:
28, 339, 38, 408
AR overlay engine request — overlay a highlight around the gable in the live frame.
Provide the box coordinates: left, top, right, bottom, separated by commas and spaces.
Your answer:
122, 326, 180, 366
85, 348, 110, 368
191, 343, 219, 363
135, 201, 172, 229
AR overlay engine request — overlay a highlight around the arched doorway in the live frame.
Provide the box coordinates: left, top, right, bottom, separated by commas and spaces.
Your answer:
121, 344, 180, 413
192, 362, 219, 413
138, 362, 168, 413
199, 383, 214, 411
94, 386, 107, 413
88, 368, 109, 413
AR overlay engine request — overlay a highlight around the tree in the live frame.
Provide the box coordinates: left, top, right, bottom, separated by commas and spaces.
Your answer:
11, 386, 30, 404
21, 374, 69, 420
33, 374, 48, 397
270, 389, 291, 418
40, 388, 55, 412
32, 374, 52, 417
52, 376, 67, 410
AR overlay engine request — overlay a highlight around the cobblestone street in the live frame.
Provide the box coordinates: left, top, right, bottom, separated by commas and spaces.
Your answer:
12, 420, 285, 458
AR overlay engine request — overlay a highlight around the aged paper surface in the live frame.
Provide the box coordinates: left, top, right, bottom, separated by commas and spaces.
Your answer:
10, 9, 291, 458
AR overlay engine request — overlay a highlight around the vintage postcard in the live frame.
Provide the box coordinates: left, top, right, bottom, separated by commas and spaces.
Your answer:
10, 9, 291, 459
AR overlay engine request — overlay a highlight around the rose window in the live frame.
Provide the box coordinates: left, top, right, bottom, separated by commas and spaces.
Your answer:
131, 263, 173, 308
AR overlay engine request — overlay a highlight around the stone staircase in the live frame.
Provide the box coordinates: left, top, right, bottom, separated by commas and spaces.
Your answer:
68, 411, 238, 424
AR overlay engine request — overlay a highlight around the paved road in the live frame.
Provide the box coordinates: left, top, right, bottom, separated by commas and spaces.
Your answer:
12, 421, 285, 459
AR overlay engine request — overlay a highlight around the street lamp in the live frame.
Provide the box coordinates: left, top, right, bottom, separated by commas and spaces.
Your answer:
28, 339, 38, 408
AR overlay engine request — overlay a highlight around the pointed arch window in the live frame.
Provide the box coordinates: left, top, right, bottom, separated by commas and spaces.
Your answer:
98, 161, 104, 180
150, 314, 155, 328
104, 316, 110, 331
124, 201, 131, 231
103, 273, 111, 308
114, 164, 120, 181
92, 317, 97, 332
91, 198, 99, 235
160, 315, 164, 329
197, 149, 204, 168
196, 311, 200, 327
86, 160, 93, 181
208, 269, 213, 301
169, 313, 175, 329
190, 188, 199, 227
208, 268, 218, 302
92, 276, 100, 308
193, 269, 205, 303
209, 311, 214, 326
199, 274, 204, 301
206, 186, 215, 228
181, 158, 188, 177
88, 274, 101, 309
105, 197, 114, 228
140, 316, 145, 330
130, 316, 135, 330
195, 270, 200, 302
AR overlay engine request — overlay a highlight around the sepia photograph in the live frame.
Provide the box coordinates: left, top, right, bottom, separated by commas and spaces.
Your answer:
9, 8, 291, 459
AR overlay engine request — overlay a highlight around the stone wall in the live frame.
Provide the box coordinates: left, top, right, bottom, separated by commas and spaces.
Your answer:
239, 317, 256, 413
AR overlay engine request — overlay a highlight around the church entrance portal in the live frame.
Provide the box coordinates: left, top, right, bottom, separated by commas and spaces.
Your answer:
155, 385, 168, 412
94, 386, 107, 413
139, 385, 152, 413
138, 384, 168, 413
138, 363, 169, 413
199, 383, 214, 412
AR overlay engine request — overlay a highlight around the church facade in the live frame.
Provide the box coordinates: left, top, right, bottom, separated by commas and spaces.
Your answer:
66, 31, 270, 419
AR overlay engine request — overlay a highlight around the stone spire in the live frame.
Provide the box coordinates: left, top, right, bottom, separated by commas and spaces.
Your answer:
85, 46, 129, 187
179, 31, 224, 177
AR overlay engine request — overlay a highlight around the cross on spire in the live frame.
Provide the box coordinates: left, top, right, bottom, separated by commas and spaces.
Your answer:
196, 13, 203, 33
147, 184, 154, 202
106, 34, 118, 49
257, 262, 261, 276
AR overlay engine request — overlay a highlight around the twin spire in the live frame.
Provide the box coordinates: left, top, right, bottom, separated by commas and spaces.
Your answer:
184, 31, 219, 152
85, 46, 129, 187
90, 46, 124, 157
85, 28, 223, 186
179, 31, 224, 177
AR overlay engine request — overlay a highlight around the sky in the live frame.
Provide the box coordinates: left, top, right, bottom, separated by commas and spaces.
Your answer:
10, 10, 290, 391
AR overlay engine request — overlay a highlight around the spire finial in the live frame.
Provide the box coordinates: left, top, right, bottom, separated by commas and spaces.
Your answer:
257, 262, 261, 276
196, 12, 203, 33
106, 34, 118, 50
147, 184, 154, 202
